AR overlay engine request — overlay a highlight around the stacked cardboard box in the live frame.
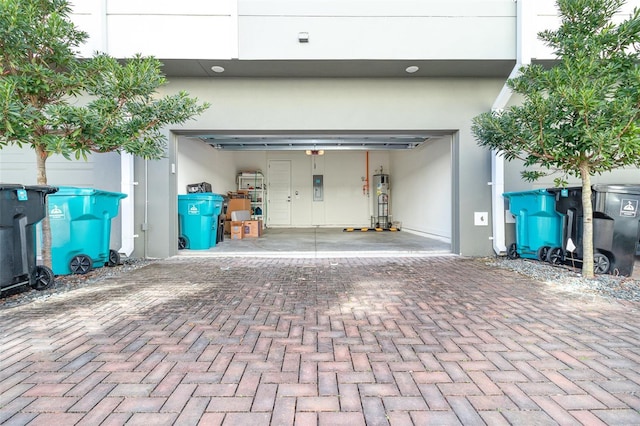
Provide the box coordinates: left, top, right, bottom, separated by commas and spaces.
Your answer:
226, 198, 252, 220
228, 219, 263, 239
243, 220, 263, 238
230, 221, 244, 239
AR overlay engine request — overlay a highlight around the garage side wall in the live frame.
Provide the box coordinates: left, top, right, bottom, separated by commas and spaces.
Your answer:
177, 137, 237, 195
390, 136, 452, 241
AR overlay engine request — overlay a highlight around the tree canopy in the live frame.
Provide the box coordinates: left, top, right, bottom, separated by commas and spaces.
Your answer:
472, 0, 640, 277
0, 0, 209, 269
0, 0, 209, 173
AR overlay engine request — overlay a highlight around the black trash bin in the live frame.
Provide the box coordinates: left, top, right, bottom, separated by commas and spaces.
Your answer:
0, 184, 58, 293
547, 185, 640, 276
592, 184, 640, 276
217, 213, 225, 244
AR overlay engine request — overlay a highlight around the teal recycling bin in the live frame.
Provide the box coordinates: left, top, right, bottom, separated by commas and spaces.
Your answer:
503, 189, 563, 261
178, 193, 224, 249
48, 187, 127, 275
0, 184, 57, 292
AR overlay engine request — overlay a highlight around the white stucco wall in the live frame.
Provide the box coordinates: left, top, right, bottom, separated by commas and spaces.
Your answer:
71, 0, 238, 58
532, 0, 640, 60
71, 0, 516, 61
176, 141, 394, 228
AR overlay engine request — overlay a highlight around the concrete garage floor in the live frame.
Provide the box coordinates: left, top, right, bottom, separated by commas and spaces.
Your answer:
178, 227, 452, 258
178, 227, 640, 278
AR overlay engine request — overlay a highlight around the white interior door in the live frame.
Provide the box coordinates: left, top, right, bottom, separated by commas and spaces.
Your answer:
267, 160, 291, 226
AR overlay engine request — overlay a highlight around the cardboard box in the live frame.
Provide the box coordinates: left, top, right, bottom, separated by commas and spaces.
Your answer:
242, 220, 263, 238
226, 198, 252, 219
231, 210, 251, 221
230, 221, 244, 239
227, 190, 249, 199
224, 220, 231, 235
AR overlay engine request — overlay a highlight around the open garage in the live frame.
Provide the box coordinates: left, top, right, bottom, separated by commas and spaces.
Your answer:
161, 73, 508, 258
175, 129, 454, 256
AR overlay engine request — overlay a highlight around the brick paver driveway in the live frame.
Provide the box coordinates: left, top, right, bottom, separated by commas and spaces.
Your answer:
1, 256, 640, 425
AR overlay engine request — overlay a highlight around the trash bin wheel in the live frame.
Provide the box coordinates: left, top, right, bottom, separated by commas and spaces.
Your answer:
546, 247, 565, 265
178, 236, 187, 250
507, 243, 519, 259
537, 246, 550, 262
70, 254, 93, 274
593, 253, 611, 275
107, 249, 120, 267
32, 266, 55, 291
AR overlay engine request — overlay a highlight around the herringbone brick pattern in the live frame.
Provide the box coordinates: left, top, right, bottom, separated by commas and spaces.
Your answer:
1, 257, 639, 425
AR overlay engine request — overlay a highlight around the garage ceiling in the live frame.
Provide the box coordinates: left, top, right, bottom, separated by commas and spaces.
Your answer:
176, 131, 451, 151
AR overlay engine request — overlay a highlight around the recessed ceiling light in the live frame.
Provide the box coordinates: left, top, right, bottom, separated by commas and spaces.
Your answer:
405, 66, 419, 74
211, 66, 225, 73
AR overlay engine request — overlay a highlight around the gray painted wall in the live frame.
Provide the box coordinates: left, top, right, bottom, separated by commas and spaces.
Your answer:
0, 146, 125, 250
238, 0, 515, 60
145, 77, 506, 258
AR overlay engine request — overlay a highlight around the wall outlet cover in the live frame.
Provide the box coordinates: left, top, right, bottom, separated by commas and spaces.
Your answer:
474, 212, 488, 226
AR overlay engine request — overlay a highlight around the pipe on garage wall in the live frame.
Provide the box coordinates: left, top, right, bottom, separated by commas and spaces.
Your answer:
119, 152, 136, 257
98, 0, 137, 258
490, 0, 532, 256
364, 151, 370, 196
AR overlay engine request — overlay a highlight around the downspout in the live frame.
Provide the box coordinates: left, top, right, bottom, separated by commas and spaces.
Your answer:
119, 153, 137, 257
144, 159, 149, 259
100, 0, 138, 258
490, 0, 532, 255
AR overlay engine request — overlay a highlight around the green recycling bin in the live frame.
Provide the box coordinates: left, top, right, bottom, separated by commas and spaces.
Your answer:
178, 193, 224, 249
0, 184, 58, 292
48, 187, 127, 275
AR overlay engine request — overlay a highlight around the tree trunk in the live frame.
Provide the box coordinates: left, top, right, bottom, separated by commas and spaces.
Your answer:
580, 164, 594, 279
35, 145, 53, 269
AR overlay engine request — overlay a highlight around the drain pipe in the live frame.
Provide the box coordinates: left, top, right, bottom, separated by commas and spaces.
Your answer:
143, 158, 149, 259
490, 0, 532, 256
119, 152, 137, 257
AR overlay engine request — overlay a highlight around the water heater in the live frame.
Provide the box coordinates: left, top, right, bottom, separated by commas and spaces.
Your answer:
373, 174, 390, 228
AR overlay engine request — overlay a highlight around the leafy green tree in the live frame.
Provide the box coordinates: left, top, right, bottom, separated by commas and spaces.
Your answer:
472, 0, 640, 278
0, 0, 209, 268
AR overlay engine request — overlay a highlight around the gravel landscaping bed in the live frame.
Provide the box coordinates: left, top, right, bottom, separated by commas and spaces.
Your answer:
488, 256, 640, 303
0, 258, 156, 309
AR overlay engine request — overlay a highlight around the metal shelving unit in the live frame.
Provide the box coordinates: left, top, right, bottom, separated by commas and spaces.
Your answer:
237, 172, 265, 222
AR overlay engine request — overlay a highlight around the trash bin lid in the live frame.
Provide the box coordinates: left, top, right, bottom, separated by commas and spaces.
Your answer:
51, 186, 127, 199
0, 183, 58, 194
592, 184, 640, 196
178, 193, 224, 201
502, 188, 550, 198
